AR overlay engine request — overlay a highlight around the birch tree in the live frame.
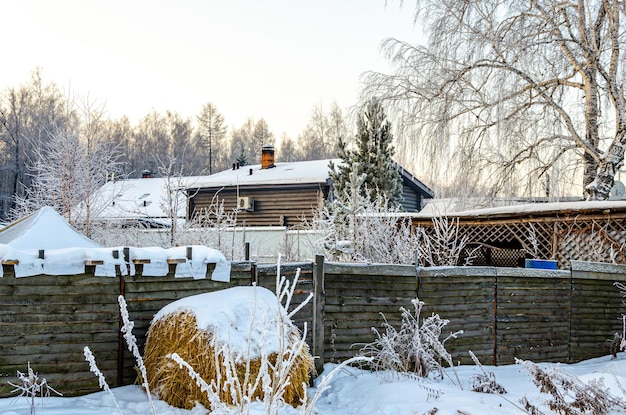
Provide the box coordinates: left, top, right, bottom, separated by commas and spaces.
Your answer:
364, 0, 626, 201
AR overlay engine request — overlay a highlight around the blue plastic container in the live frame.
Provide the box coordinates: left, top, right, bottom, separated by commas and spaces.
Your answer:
524, 259, 558, 270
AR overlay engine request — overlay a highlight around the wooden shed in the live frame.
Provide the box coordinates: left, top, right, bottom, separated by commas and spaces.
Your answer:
405, 200, 626, 268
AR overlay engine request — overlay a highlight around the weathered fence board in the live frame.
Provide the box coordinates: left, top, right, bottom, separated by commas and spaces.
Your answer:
417, 268, 496, 366
323, 264, 417, 363
2, 258, 626, 398
0, 268, 119, 396
569, 261, 626, 362
495, 270, 570, 365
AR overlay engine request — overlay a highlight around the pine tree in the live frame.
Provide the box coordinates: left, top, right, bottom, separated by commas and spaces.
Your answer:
235, 143, 248, 167
329, 99, 402, 207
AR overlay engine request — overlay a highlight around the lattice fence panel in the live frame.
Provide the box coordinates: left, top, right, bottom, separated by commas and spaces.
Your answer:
557, 219, 626, 265
418, 215, 626, 268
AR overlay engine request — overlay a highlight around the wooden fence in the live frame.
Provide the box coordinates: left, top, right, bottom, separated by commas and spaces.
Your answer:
1, 258, 625, 397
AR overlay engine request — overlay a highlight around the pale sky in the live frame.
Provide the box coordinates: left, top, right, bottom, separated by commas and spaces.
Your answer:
3, 0, 420, 139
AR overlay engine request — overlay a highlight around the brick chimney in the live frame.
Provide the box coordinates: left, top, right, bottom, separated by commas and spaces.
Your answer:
261, 145, 275, 169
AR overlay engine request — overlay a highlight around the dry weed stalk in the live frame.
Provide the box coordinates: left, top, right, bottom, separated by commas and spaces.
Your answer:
8, 362, 61, 415
468, 350, 506, 394
517, 359, 626, 415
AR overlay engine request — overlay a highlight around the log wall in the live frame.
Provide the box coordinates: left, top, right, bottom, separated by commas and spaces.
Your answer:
190, 185, 325, 228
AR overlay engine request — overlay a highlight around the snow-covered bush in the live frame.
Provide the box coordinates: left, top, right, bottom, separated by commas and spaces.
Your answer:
8, 362, 61, 415
307, 163, 476, 265
358, 298, 463, 386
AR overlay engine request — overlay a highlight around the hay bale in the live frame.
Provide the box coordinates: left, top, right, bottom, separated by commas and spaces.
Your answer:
143, 286, 314, 410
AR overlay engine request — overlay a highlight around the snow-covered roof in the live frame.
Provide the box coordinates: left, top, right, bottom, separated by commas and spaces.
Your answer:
0, 206, 100, 252
407, 200, 626, 219
187, 159, 339, 189
88, 177, 197, 220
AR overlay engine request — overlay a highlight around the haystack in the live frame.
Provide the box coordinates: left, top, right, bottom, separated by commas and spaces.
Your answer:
143, 286, 314, 410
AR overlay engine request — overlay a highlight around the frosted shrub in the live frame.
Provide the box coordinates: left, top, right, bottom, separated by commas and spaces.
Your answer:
416, 215, 476, 267
306, 187, 420, 264
8, 362, 61, 415
359, 298, 463, 386
517, 359, 626, 415
468, 350, 506, 394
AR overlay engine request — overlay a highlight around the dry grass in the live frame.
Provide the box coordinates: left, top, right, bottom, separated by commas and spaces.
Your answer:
143, 311, 313, 410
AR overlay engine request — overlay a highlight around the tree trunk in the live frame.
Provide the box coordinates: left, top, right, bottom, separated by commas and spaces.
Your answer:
582, 72, 601, 200
586, 141, 624, 200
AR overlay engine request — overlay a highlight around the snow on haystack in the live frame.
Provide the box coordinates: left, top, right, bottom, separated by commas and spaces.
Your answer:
143, 286, 314, 410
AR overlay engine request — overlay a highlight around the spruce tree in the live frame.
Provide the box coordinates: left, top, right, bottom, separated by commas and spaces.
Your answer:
329, 99, 403, 208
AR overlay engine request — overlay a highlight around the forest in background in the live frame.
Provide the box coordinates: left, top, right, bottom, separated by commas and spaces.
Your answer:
0, 69, 352, 221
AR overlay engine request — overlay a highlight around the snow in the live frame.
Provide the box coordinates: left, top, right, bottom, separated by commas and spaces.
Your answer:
0, 244, 230, 280
0, 206, 101, 251
415, 199, 626, 218
88, 178, 192, 220
188, 159, 340, 189
152, 286, 290, 359
2, 354, 626, 414
0, 207, 231, 280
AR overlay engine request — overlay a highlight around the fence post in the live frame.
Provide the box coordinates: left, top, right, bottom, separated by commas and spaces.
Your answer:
312, 255, 325, 375
117, 251, 126, 387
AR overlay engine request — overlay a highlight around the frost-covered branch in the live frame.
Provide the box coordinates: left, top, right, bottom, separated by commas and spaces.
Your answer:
83, 347, 123, 415
118, 295, 156, 415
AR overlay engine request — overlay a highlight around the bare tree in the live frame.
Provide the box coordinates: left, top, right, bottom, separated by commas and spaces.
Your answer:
278, 132, 298, 162
12, 95, 122, 231
196, 102, 227, 174
297, 102, 349, 160
251, 118, 275, 162
0, 69, 67, 219
230, 117, 255, 166
364, 0, 626, 201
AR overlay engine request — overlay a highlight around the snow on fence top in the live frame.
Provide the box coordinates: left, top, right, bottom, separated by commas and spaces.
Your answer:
152, 286, 293, 359
0, 244, 230, 281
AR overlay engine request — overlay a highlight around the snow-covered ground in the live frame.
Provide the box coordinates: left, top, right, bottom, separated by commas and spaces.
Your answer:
2, 354, 626, 415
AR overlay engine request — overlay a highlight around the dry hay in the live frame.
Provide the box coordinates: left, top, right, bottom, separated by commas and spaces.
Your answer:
143, 310, 314, 410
